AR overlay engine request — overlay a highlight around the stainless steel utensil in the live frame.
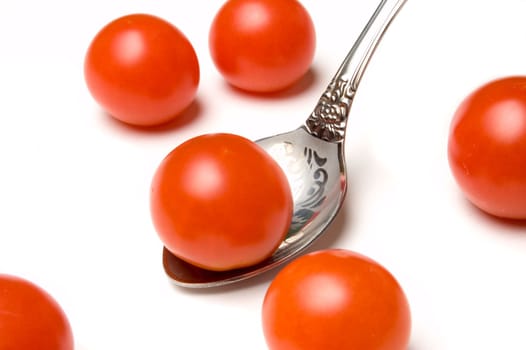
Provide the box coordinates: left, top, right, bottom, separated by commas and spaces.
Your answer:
163, 0, 407, 288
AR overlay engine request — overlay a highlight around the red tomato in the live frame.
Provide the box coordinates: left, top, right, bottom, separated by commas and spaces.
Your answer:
84, 14, 199, 126
150, 133, 293, 271
0, 274, 74, 350
209, 0, 316, 92
448, 76, 526, 219
262, 249, 411, 350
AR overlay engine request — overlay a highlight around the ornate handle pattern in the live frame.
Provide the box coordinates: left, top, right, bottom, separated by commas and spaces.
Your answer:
305, 0, 407, 143
306, 77, 355, 142
288, 147, 329, 236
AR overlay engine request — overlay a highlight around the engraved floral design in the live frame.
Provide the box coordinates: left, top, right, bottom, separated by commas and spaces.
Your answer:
288, 147, 328, 235
306, 77, 355, 142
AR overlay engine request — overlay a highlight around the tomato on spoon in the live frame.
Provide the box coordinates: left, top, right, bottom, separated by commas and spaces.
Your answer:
151, 133, 293, 271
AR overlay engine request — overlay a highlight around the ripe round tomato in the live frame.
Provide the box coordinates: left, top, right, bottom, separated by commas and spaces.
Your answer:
84, 13, 199, 126
262, 249, 411, 350
150, 133, 293, 271
0, 274, 74, 350
209, 0, 316, 92
448, 76, 526, 219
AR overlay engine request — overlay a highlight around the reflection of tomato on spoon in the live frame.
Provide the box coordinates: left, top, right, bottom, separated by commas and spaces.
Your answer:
0, 274, 74, 350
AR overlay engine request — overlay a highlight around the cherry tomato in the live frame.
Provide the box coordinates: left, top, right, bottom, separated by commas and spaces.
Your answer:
209, 0, 316, 92
84, 14, 199, 126
448, 76, 526, 219
262, 249, 411, 350
150, 133, 293, 271
0, 274, 74, 350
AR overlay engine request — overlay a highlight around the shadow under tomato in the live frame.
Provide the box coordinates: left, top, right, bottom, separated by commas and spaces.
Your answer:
100, 98, 203, 135
465, 199, 526, 231
224, 67, 319, 100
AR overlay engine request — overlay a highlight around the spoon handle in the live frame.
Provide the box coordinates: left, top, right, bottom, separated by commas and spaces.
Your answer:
305, 0, 407, 142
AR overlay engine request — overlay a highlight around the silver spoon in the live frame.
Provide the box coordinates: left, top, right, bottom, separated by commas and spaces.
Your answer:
163, 0, 407, 288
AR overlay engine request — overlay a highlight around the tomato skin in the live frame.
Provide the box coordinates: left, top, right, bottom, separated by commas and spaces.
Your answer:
209, 0, 316, 92
0, 274, 74, 350
84, 14, 199, 126
448, 76, 526, 219
150, 133, 293, 271
262, 249, 411, 350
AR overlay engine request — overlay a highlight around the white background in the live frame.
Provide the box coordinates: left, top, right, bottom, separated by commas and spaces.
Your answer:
1, 0, 526, 349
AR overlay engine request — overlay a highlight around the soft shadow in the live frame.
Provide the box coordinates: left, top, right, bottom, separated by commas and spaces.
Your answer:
465, 199, 526, 232
100, 98, 203, 135
225, 67, 319, 100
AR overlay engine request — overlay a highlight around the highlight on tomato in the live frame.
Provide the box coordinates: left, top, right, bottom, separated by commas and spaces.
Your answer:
262, 249, 411, 350
150, 133, 293, 271
209, 0, 316, 92
0, 274, 74, 350
84, 13, 200, 126
448, 76, 526, 220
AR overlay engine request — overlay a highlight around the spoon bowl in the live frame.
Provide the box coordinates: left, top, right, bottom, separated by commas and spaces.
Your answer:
163, 0, 407, 288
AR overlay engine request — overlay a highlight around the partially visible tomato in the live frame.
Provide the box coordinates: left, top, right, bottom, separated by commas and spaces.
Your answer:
150, 133, 293, 271
209, 0, 316, 92
0, 274, 74, 350
262, 249, 411, 350
448, 76, 526, 219
84, 13, 199, 126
